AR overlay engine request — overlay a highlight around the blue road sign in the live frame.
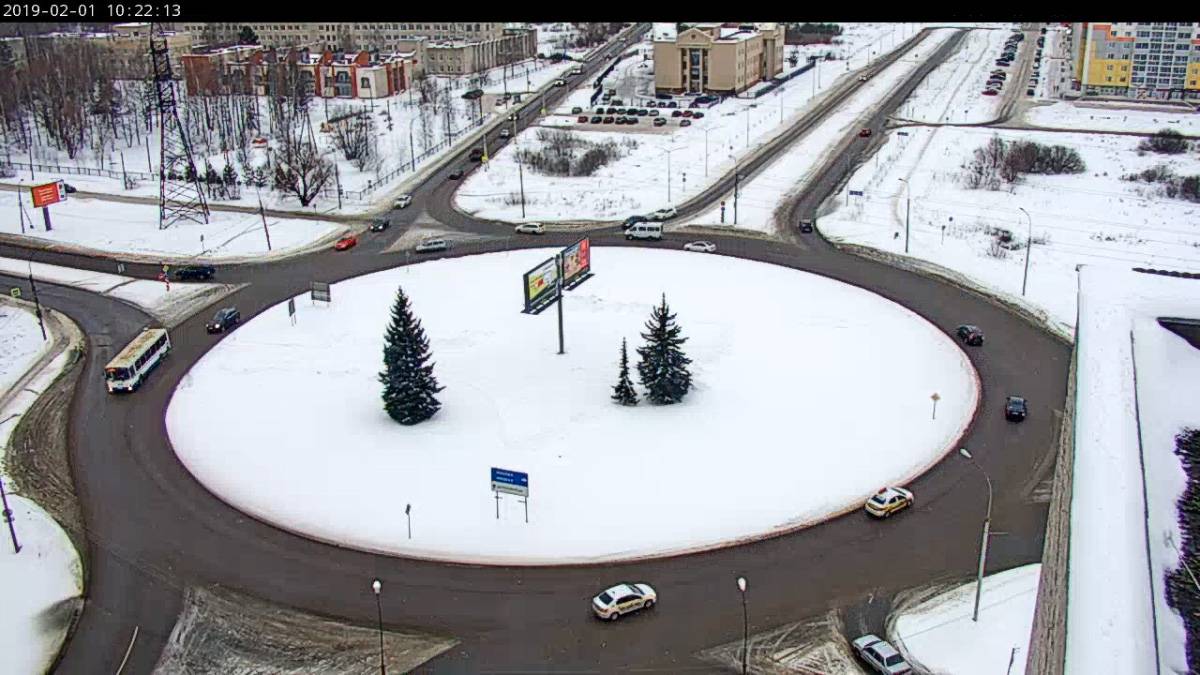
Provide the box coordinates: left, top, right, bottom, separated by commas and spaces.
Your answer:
849, 190, 864, 196
491, 467, 529, 496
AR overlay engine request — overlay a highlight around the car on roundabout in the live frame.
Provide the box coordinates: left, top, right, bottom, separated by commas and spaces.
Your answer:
683, 241, 716, 253
592, 583, 657, 621
205, 307, 241, 334
369, 219, 390, 233
393, 194, 412, 209
1006, 395, 1028, 422
647, 206, 677, 221
334, 234, 358, 251
414, 237, 450, 254
515, 222, 545, 235
852, 634, 913, 674
173, 265, 216, 281
864, 487, 914, 518
799, 220, 814, 233
447, 168, 465, 180
956, 324, 984, 346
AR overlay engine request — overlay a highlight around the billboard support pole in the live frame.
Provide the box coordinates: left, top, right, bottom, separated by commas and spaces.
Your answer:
42, 207, 52, 232
523, 497, 528, 523
556, 254, 564, 355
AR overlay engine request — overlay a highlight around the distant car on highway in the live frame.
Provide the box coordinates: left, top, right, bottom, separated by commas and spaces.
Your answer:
852, 635, 913, 674
864, 487, 914, 518
554, 78, 567, 87
683, 241, 716, 253
799, 220, 814, 233
63, 182, 78, 194
858, 128, 872, 138
447, 168, 465, 180
1006, 395, 1028, 422
334, 234, 358, 251
174, 265, 215, 281
393, 195, 412, 209
647, 206, 677, 221
499, 128, 512, 139
858, 74, 868, 82
592, 583, 657, 621
469, 148, 485, 161
205, 307, 241, 334
956, 324, 985, 346
414, 238, 450, 254
515, 222, 545, 235
369, 218, 390, 233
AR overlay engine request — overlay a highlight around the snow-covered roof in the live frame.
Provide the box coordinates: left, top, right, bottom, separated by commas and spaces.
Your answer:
651, 22, 677, 42
1069, 265, 1200, 674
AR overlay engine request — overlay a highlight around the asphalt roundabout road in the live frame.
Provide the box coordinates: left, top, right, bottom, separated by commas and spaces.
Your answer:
3, 24, 1071, 675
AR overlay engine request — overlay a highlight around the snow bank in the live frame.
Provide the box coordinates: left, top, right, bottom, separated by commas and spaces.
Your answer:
167, 247, 978, 564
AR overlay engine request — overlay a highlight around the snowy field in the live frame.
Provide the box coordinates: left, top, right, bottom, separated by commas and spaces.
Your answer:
454, 24, 941, 223
1022, 100, 1200, 134
1068, 267, 1200, 674
890, 564, 1040, 675
681, 29, 957, 234
0, 189, 341, 260
896, 26, 1014, 124
166, 248, 978, 564
819, 125, 1200, 329
0, 302, 83, 675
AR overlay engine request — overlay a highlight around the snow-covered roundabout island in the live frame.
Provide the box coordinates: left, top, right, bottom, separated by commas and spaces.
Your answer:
166, 248, 979, 564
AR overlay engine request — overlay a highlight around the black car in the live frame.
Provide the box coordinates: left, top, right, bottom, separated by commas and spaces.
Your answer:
571, 106, 583, 114
591, 115, 603, 123
622, 216, 648, 230
799, 220, 814, 233
956, 324, 984, 346
1005, 396, 1028, 422
369, 218, 390, 232
667, 101, 678, 108
1027, 88, 1036, 96
63, 183, 78, 194
606, 107, 617, 114
636, 109, 648, 116
174, 265, 216, 281
653, 117, 667, 127
595, 107, 606, 114
206, 307, 241, 334
626, 116, 639, 124
603, 116, 615, 124
448, 168, 465, 180
469, 148, 484, 161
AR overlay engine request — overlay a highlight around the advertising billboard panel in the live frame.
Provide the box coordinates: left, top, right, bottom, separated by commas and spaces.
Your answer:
30, 180, 67, 208
560, 238, 593, 289
522, 257, 559, 313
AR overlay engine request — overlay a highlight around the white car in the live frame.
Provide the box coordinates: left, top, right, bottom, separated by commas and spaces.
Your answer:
499, 128, 512, 139
515, 222, 545, 235
414, 238, 450, 254
592, 583, 657, 621
683, 241, 716, 253
554, 78, 567, 87
864, 487, 914, 518
393, 195, 412, 209
858, 74, 869, 82
648, 206, 677, 221
852, 635, 912, 674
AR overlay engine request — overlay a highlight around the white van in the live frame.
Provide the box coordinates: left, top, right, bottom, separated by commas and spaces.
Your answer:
625, 222, 662, 241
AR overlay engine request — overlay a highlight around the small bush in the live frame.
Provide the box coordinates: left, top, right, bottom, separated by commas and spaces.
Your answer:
517, 130, 628, 177
1138, 128, 1190, 155
963, 135, 1086, 190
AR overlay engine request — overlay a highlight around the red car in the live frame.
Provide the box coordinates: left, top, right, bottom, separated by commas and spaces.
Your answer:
334, 234, 358, 251
858, 128, 872, 138
982, 89, 999, 96
682, 110, 694, 117
578, 115, 589, 122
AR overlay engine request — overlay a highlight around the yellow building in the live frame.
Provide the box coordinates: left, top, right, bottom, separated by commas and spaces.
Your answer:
653, 23, 784, 95
1073, 22, 1200, 99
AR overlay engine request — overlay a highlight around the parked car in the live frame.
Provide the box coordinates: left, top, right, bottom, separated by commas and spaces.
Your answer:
615, 117, 627, 125
626, 116, 639, 124
595, 107, 606, 114
858, 128, 872, 138
956, 324, 985, 346
603, 116, 615, 124
682, 110, 694, 117
671, 110, 683, 118
636, 108, 648, 116
1027, 88, 1036, 96
469, 148, 485, 161
206, 307, 241, 334
515, 222, 545, 235
369, 218, 390, 233
334, 234, 358, 251
578, 115, 589, 123
1006, 395, 1028, 422
591, 116, 603, 123
173, 265, 215, 281
606, 107, 617, 114
554, 79, 567, 87
648, 206, 677, 220
864, 487, 914, 518
592, 583, 657, 621
852, 635, 913, 675
799, 220, 814, 233
615, 107, 627, 115
693, 112, 705, 119
571, 106, 583, 114
667, 101, 678, 108
648, 109, 660, 116
653, 117, 667, 127
683, 240, 716, 253
414, 238, 450, 253
679, 119, 692, 127
982, 89, 1000, 96
448, 168, 465, 180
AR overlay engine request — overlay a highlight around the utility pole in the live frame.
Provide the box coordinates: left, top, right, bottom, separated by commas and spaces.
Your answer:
408, 117, 417, 172
733, 166, 740, 225
556, 254, 565, 355
258, 196, 273, 251
1020, 207, 1033, 296
27, 262, 47, 341
518, 162, 526, 219
0, 478, 20, 553
334, 163, 343, 210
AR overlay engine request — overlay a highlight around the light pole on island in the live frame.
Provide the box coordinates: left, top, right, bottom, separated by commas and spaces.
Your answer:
959, 448, 993, 623
372, 579, 385, 674
1019, 206, 1033, 296
736, 576, 748, 674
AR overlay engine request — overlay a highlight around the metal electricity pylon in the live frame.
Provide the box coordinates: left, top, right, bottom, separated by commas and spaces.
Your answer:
150, 27, 209, 229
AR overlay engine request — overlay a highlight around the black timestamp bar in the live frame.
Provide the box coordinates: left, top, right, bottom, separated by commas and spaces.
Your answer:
2, 3, 182, 18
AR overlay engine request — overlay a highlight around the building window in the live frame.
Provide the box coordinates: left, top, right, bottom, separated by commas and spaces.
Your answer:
360, 77, 370, 88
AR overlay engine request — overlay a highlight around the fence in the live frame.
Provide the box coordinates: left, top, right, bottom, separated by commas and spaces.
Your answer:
0, 160, 156, 182
745, 58, 817, 99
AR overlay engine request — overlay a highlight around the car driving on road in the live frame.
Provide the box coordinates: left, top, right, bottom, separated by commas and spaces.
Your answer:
1006, 395, 1028, 422
205, 307, 241, 334
414, 238, 450, 253
799, 220, 814, 233
852, 635, 913, 674
515, 222, 545, 235
864, 487, 914, 518
592, 583, 657, 621
174, 265, 216, 281
448, 168, 465, 180
334, 234, 358, 251
393, 195, 412, 209
683, 241, 716, 253
369, 219, 390, 233
956, 324, 984, 346
647, 206, 677, 221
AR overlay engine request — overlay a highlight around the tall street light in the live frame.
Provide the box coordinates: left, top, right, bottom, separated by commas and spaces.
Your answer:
372, 579, 386, 674
408, 117, 417, 173
959, 448, 993, 623
736, 576, 748, 674
898, 177, 911, 253
1019, 207, 1033, 296
664, 145, 682, 203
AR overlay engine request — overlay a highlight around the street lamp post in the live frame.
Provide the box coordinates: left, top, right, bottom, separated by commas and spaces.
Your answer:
898, 177, 911, 253
959, 448, 993, 623
736, 577, 748, 674
372, 579, 385, 674
1019, 207, 1033, 296
408, 117, 417, 173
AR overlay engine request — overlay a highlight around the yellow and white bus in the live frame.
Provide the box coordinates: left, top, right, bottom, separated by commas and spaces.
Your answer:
104, 328, 171, 393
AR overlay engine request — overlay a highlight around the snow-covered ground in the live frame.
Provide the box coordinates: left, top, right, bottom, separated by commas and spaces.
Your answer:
819, 126, 1200, 329
0, 301, 84, 675
1068, 266, 1200, 674
166, 247, 977, 564
454, 25, 947, 223
680, 29, 958, 235
890, 564, 1041, 675
1021, 100, 1200, 134
0, 189, 341, 260
896, 27, 1014, 124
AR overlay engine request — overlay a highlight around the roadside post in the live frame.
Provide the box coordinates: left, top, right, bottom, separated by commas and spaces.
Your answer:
405, 503, 412, 539
287, 298, 296, 326
931, 392, 940, 420
491, 467, 529, 523
0, 477, 21, 553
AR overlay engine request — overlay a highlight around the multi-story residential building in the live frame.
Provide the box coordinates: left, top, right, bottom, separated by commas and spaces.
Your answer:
653, 23, 784, 95
1072, 22, 1200, 99
425, 28, 538, 75
182, 45, 412, 100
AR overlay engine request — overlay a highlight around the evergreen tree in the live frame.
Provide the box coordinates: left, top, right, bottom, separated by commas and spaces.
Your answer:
636, 294, 693, 405
237, 25, 260, 45
611, 338, 639, 406
378, 286, 444, 425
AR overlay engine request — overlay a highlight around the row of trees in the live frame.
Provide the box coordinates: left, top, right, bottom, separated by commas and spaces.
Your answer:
963, 136, 1086, 190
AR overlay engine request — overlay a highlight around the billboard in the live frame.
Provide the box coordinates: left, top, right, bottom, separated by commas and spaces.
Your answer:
30, 180, 67, 208
522, 256, 559, 313
310, 281, 331, 303
561, 238, 593, 289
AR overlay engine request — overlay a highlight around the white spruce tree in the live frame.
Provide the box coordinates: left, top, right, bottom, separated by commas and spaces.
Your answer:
636, 293, 693, 405
611, 338, 639, 406
379, 286, 444, 425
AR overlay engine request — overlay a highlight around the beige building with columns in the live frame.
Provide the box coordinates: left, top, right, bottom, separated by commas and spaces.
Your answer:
653, 23, 784, 95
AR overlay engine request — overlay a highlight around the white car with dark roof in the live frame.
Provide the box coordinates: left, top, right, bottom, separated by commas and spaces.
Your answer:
592, 583, 657, 620
852, 634, 913, 674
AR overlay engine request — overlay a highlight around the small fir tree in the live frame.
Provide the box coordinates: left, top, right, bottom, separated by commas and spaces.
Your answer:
611, 338, 639, 406
379, 286, 444, 425
636, 293, 693, 405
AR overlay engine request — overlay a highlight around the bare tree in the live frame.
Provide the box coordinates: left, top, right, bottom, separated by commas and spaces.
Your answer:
328, 106, 376, 170
272, 126, 333, 206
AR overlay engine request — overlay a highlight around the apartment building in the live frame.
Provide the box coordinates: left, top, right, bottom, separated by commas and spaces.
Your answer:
1072, 22, 1200, 99
182, 46, 411, 100
180, 22, 505, 51
425, 28, 538, 75
653, 23, 784, 95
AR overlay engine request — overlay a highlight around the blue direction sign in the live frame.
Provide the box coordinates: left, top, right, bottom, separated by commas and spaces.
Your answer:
491, 467, 529, 497
849, 190, 864, 197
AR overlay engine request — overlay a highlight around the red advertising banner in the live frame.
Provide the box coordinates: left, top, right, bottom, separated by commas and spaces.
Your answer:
30, 180, 66, 208
561, 237, 591, 287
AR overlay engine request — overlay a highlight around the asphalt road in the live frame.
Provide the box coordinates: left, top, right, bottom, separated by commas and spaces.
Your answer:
7, 23, 1070, 674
